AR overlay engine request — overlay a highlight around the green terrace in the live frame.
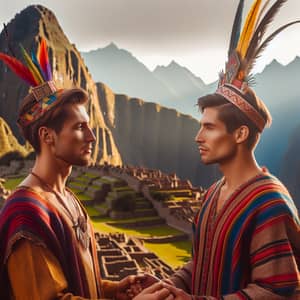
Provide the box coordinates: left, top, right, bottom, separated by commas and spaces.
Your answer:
2, 172, 192, 268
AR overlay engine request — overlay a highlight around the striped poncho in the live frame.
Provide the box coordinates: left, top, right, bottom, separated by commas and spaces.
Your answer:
0, 187, 102, 299
170, 173, 300, 299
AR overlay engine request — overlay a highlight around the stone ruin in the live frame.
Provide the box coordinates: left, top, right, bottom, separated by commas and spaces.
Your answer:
95, 232, 174, 281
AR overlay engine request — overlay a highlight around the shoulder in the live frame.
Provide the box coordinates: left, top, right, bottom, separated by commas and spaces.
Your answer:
1, 187, 59, 222
250, 174, 299, 221
245, 173, 291, 199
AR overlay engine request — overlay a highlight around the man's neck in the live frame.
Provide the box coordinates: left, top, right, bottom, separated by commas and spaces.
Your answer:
32, 154, 72, 194
219, 151, 262, 191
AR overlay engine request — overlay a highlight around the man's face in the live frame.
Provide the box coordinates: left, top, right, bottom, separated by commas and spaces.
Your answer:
51, 103, 96, 166
195, 107, 237, 165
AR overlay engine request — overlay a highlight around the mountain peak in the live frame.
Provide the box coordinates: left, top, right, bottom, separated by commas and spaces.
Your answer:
105, 42, 119, 50
267, 59, 283, 68
287, 55, 300, 66
0, 4, 122, 165
168, 60, 181, 68
260, 59, 283, 74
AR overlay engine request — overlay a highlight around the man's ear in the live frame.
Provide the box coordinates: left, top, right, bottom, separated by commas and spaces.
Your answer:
38, 126, 55, 145
235, 125, 249, 144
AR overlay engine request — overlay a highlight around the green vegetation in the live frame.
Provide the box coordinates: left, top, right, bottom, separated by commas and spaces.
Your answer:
144, 241, 191, 268
114, 186, 134, 192
82, 172, 99, 179
106, 216, 162, 224
2, 176, 25, 190
2, 172, 192, 269
85, 206, 101, 217
91, 218, 191, 268
109, 192, 136, 212
68, 180, 87, 187
76, 193, 91, 201
151, 190, 175, 202
92, 219, 182, 237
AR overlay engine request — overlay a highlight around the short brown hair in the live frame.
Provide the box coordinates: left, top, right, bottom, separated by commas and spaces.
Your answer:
197, 87, 272, 148
18, 88, 88, 154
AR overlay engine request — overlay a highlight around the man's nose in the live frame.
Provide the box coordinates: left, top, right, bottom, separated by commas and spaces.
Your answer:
195, 127, 203, 143
86, 126, 96, 142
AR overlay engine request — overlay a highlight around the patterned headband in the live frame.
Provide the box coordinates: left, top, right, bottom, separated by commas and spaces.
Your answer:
215, 0, 300, 131
0, 38, 62, 126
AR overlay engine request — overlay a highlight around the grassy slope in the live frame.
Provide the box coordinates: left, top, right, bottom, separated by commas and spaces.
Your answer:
3, 175, 192, 268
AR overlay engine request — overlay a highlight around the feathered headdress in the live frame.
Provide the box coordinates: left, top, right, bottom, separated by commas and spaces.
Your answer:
0, 38, 62, 126
215, 0, 300, 132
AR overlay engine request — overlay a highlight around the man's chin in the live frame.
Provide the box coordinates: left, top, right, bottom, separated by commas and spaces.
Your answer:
72, 157, 92, 167
200, 158, 214, 165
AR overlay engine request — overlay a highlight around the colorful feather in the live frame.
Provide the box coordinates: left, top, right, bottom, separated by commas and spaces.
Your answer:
237, 0, 262, 58
0, 53, 38, 86
20, 45, 44, 84
255, 0, 272, 30
229, 0, 245, 55
31, 51, 46, 81
245, 0, 288, 72
38, 38, 52, 81
253, 20, 300, 62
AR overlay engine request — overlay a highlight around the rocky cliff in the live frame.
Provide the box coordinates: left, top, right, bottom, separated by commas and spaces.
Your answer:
97, 82, 218, 187
0, 5, 218, 188
0, 117, 28, 158
0, 5, 122, 165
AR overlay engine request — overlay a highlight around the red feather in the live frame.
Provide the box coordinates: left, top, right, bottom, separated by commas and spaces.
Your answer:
0, 53, 38, 86
38, 38, 52, 81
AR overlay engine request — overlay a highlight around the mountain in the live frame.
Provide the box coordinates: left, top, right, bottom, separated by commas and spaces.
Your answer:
81, 46, 211, 114
279, 123, 300, 210
0, 5, 122, 165
153, 61, 206, 115
0, 5, 218, 188
82, 43, 300, 178
81, 44, 178, 106
251, 58, 300, 175
96, 82, 218, 187
0, 117, 28, 158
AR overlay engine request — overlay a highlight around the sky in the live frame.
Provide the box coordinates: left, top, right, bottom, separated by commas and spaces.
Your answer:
1, 0, 300, 83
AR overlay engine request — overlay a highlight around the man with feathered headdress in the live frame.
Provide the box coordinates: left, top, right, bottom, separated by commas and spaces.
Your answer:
0, 38, 170, 299
135, 0, 300, 299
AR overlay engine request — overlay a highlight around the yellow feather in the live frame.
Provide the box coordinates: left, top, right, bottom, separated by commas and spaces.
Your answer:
20, 46, 44, 84
237, 0, 262, 58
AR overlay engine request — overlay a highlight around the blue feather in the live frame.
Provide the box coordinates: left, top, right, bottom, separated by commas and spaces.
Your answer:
31, 51, 47, 82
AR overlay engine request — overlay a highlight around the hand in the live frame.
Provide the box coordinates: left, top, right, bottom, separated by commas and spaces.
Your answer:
139, 273, 161, 289
115, 275, 144, 300
133, 282, 174, 300
161, 283, 191, 300
125, 273, 161, 298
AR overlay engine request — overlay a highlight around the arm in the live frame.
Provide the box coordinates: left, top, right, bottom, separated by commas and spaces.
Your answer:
8, 239, 114, 300
8, 239, 145, 300
164, 210, 300, 300
168, 260, 193, 293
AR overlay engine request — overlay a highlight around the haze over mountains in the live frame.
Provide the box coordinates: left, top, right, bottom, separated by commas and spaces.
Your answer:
82, 49, 300, 160
82, 46, 300, 209
0, 5, 216, 188
0, 5, 299, 208
81, 44, 208, 115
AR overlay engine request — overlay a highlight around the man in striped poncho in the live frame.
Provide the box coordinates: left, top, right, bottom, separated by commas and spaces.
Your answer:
163, 89, 300, 299
148, 0, 300, 298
